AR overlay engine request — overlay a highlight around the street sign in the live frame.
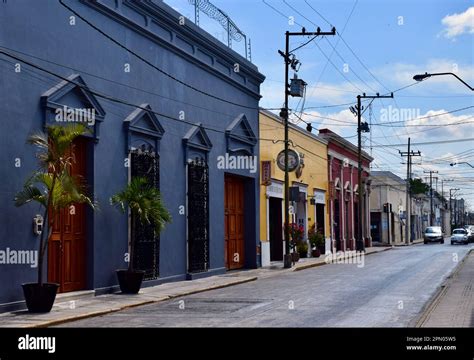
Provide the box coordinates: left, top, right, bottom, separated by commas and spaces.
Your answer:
276, 149, 300, 172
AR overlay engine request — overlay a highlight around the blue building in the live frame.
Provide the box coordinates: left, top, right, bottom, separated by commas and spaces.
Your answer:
0, 0, 264, 311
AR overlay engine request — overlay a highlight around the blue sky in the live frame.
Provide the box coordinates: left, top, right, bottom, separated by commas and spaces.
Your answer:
165, 0, 474, 207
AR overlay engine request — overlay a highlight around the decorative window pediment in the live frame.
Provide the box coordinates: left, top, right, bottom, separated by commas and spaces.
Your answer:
344, 181, 351, 191
225, 114, 257, 155
41, 74, 106, 141
183, 123, 212, 163
124, 104, 165, 153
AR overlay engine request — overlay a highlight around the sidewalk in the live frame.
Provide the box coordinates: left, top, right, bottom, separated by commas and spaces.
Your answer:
394, 238, 425, 246
416, 249, 474, 327
0, 246, 391, 328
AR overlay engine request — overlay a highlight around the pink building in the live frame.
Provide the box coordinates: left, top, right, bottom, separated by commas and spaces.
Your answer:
319, 129, 373, 252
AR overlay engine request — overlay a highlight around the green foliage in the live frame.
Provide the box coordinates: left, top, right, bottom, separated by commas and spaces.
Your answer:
111, 177, 172, 234
308, 223, 325, 248
410, 178, 430, 195
110, 177, 172, 272
298, 241, 309, 255
14, 124, 95, 285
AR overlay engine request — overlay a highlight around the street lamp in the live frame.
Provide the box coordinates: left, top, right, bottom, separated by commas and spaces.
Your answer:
413, 72, 474, 91
450, 162, 474, 168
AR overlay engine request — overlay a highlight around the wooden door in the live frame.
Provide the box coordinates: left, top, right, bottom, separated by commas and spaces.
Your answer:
48, 138, 87, 293
224, 175, 245, 270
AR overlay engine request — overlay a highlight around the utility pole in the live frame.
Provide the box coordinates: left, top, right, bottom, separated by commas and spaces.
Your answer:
279, 27, 336, 268
424, 170, 438, 226
399, 138, 421, 244
441, 179, 453, 233
351, 92, 393, 251
441, 179, 453, 200
449, 189, 459, 229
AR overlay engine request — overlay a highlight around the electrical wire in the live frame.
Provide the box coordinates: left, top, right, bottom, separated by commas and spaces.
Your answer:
58, 0, 261, 110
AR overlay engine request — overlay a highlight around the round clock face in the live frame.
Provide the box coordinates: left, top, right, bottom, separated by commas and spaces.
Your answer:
277, 149, 300, 172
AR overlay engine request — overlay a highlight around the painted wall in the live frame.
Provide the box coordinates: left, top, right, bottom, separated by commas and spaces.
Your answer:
258, 110, 329, 263
370, 175, 407, 244
0, 0, 264, 309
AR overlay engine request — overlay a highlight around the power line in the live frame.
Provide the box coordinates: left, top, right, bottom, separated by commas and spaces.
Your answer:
262, 0, 305, 27
282, 0, 377, 92
58, 0, 261, 110
0, 48, 280, 141
0, 45, 282, 119
303, 0, 359, 108
299, 106, 474, 126
303, 0, 335, 27
370, 137, 474, 148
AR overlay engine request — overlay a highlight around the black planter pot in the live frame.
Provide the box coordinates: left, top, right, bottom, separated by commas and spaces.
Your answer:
312, 249, 321, 258
116, 270, 145, 294
22, 283, 59, 313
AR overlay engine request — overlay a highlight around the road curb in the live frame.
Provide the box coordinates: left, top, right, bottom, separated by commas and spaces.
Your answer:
411, 248, 473, 327
28, 276, 257, 328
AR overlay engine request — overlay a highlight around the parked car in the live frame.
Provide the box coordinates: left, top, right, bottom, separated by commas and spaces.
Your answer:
451, 228, 469, 245
463, 225, 474, 242
423, 226, 444, 244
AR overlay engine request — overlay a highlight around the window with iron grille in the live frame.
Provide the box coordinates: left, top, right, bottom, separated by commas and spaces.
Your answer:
187, 158, 209, 273
131, 148, 160, 280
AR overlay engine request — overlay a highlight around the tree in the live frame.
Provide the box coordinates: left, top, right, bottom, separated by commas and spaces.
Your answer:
110, 177, 172, 272
410, 178, 430, 195
14, 124, 96, 285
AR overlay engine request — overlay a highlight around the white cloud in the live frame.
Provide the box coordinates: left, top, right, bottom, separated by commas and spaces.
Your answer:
393, 108, 474, 140
441, 7, 474, 39
375, 59, 474, 90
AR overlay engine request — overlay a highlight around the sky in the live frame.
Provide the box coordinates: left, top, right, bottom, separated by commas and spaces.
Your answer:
165, 0, 474, 209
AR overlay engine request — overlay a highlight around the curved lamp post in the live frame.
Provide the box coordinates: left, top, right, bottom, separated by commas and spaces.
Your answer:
413, 72, 474, 91
450, 162, 474, 168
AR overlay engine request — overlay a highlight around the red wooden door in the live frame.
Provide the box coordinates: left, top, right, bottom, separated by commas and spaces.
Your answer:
224, 175, 245, 270
48, 138, 87, 293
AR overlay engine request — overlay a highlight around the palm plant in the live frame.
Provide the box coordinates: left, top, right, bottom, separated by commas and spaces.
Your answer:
14, 124, 96, 286
110, 177, 171, 273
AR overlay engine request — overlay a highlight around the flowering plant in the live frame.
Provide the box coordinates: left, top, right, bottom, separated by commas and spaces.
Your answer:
308, 223, 325, 248
285, 223, 305, 251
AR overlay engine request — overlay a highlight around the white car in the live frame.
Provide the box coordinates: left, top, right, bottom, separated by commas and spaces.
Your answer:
423, 226, 444, 244
451, 228, 469, 245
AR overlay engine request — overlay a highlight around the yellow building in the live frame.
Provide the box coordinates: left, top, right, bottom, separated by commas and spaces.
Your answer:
259, 109, 329, 266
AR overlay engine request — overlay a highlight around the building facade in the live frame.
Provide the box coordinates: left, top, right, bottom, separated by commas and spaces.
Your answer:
259, 110, 330, 266
370, 171, 408, 245
0, 0, 264, 311
318, 129, 373, 252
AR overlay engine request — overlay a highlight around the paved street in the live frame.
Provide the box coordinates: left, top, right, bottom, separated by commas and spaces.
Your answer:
59, 242, 473, 327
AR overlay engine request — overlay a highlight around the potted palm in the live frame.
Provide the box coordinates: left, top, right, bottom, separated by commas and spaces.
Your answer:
14, 124, 95, 312
110, 177, 171, 294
